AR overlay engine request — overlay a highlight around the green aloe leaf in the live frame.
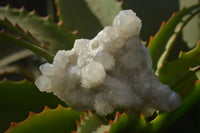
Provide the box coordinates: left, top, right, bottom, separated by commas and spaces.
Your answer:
134, 115, 148, 133
156, 9, 200, 74
93, 111, 140, 133
76, 111, 107, 133
55, 0, 103, 38
0, 17, 41, 46
0, 5, 77, 54
148, 4, 200, 70
6, 106, 83, 133
170, 66, 200, 91
146, 42, 200, 132
0, 79, 66, 133
0, 30, 54, 62
108, 111, 140, 133
83, 0, 122, 26
47, 0, 59, 22
159, 41, 200, 86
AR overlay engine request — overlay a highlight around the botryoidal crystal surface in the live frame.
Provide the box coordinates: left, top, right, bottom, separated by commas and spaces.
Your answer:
35, 10, 181, 116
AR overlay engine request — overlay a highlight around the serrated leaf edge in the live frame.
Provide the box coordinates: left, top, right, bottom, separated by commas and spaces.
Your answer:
75, 109, 107, 133
148, 4, 200, 70
2, 4, 78, 36
5, 104, 65, 133
156, 9, 200, 74
159, 41, 200, 86
54, 0, 80, 37
91, 111, 128, 133
0, 17, 42, 46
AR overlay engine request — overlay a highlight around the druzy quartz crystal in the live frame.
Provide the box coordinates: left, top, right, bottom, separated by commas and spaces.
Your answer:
35, 10, 181, 116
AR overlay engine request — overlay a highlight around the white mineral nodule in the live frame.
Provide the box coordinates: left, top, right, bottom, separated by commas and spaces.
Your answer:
35, 10, 181, 116
81, 61, 106, 89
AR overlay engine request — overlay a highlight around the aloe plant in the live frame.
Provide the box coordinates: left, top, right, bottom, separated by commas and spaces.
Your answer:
0, 1, 200, 133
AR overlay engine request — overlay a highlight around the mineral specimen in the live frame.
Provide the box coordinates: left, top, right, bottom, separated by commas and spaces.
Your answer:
35, 10, 181, 116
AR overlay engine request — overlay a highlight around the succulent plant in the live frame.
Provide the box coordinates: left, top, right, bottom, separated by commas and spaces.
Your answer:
0, 0, 200, 133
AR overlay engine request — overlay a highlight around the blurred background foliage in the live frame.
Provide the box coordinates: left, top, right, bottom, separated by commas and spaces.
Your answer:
0, 0, 181, 81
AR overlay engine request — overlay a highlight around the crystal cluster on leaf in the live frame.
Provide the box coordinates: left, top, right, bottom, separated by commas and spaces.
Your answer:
35, 10, 181, 116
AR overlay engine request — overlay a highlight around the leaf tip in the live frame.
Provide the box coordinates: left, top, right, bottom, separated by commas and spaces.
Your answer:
161, 21, 166, 27
113, 111, 120, 123
44, 105, 49, 110
80, 115, 83, 122
1, 78, 7, 82
171, 12, 176, 17
13, 23, 23, 32
72, 30, 79, 35
29, 111, 36, 116
5, 122, 17, 133
1, 29, 5, 33
57, 20, 64, 26
84, 111, 88, 119
148, 36, 154, 48
181, 6, 186, 11
109, 119, 113, 124
76, 120, 80, 126
30, 9, 36, 15
88, 109, 92, 115
10, 122, 17, 127
5, 4, 10, 8
25, 29, 29, 33
44, 15, 51, 20
41, 43, 48, 50
17, 36, 22, 40
22, 78, 28, 82
178, 50, 183, 58
20, 6, 25, 11
56, 104, 65, 110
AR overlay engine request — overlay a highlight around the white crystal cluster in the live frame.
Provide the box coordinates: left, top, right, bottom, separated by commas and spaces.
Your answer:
35, 10, 181, 116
